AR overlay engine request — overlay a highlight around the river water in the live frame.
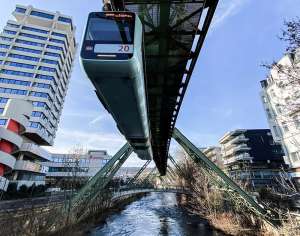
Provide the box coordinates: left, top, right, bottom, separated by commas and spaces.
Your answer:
89, 192, 224, 236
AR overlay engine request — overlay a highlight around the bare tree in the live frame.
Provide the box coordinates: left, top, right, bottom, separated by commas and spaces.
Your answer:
262, 18, 300, 126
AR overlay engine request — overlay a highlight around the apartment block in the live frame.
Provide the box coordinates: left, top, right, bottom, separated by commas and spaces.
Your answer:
219, 129, 286, 189
260, 51, 300, 187
44, 150, 111, 189
0, 4, 76, 145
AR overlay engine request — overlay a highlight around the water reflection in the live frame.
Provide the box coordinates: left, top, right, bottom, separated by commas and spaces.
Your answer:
89, 192, 224, 236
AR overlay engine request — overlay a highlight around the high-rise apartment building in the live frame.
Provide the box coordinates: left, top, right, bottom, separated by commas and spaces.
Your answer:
219, 129, 286, 189
0, 5, 76, 191
0, 5, 76, 145
260, 51, 300, 186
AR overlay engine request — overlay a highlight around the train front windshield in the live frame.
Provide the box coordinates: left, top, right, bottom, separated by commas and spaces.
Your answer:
81, 12, 135, 59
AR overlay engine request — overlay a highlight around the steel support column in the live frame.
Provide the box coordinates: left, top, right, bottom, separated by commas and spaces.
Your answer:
172, 127, 279, 226
69, 143, 133, 214
127, 160, 151, 186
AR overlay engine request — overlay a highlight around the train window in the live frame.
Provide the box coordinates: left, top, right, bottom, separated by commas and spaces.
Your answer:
85, 13, 134, 44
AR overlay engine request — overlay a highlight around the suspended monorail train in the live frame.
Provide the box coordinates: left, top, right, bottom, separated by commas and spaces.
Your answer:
80, 12, 152, 160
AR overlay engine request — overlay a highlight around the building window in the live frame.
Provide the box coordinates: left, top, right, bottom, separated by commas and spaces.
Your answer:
4, 61, 36, 69
16, 39, 45, 47
0, 119, 7, 125
47, 44, 64, 52
22, 26, 49, 34
0, 77, 31, 86
0, 87, 27, 95
273, 126, 279, 137
41, 58, 59, 65
0, 44, 10, 49
15, 7, 26, 13
282, 122, 289, 132
0, 97, 8, 103
49, 38, 65, 47
32, 111, 42, 117
32, 82, 51, 89
3, 30, 17, 35
294, 117, 300, 129
19, 32, 47, 41
8, 53, 40, 62
58, 16, 72, 24
44, 51, 61, 59
0, 69, 34, 78
0, 36, 13, 42
32, 101, 46, 107
266, 108, 272, 119
7, 23, 20, 28
38, 66, 57, 73
52, 32, 68, 41
29, 91, 49, 98
30, 11, 54, 20
291, 152, 300, 163
35, 74, 55, 82
12, 46, 42, 54
275, 104, 282, 114
0, 52, 6, 57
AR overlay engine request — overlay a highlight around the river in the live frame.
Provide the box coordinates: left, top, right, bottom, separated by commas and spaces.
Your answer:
89, 192, 224, 236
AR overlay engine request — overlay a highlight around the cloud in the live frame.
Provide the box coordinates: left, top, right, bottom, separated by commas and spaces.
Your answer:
43, 128, 125, 155
88, 114, 108, 125
211, 0, 249, 30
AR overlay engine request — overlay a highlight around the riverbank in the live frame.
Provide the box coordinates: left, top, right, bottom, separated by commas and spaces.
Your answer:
48, 192, 148, 236
174, 159, 300, 236
88, 192, 224, 235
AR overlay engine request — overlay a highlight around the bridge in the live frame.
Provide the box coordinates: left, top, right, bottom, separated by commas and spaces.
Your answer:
68, 0, 280, 228
111, 187, 190, 201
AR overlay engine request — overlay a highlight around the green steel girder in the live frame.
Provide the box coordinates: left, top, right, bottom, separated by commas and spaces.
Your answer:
127, 160, 151, 186
172, 127, 279, 226
141, 167, 156, 184
69, 142, 133, 212
168, 155, 185, 177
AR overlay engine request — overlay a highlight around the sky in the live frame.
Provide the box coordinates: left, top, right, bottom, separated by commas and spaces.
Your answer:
0, 0, 299, 166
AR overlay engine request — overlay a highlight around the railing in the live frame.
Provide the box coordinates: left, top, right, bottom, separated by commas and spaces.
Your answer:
223, 153, 253, 165
223, 144, 251, 157
111, 186, 189, 200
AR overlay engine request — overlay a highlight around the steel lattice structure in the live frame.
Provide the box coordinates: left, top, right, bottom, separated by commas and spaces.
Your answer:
109, 0, 219, 174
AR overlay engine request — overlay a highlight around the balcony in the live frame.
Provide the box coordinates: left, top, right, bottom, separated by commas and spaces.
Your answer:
0, 176, 9, 191
14, 160, 48, 174
0, 150, 16, 170
20, 143, 51, 161
223, 144, 251, 157
223, 153, 253, 165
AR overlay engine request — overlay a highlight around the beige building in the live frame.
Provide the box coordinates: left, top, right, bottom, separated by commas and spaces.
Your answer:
260, 51, 300, 185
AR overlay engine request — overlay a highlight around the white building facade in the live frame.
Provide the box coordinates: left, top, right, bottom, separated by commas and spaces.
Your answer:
44, 150, 111, 189
260, 51, 300, 186
0, 4, 76, 145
